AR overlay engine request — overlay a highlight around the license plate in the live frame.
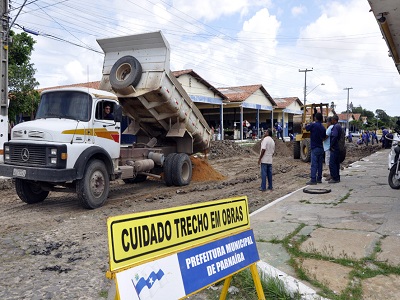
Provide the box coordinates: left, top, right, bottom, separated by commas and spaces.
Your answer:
13, 168, 26, 178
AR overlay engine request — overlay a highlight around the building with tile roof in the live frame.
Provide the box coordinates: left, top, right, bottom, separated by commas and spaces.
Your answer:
273, 97, 303, 136
217, 84, 276, 139
337, 113, 366, 132
172, 69, 226, 140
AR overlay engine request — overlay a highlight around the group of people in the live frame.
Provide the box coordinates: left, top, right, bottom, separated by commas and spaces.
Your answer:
256, 114, 342, 192
381, 127, 393, 149
354, 130, 379, 146
305, 113, 342, 185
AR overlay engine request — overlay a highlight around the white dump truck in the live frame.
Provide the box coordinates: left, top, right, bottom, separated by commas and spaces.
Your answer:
0, 31, 211, 209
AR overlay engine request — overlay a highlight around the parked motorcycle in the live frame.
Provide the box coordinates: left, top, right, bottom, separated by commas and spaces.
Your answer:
387, 128, 400, 189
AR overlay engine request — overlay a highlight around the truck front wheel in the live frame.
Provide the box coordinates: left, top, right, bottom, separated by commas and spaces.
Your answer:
77, 159, 110, 209
15, 179, 49, 204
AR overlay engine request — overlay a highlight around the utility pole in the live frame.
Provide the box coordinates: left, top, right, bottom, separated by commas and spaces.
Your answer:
299, 68, 313, 105
344, 87, 353, 136
0, 0, 9, 161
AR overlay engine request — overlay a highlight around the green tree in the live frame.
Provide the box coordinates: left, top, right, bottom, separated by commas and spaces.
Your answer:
375, 109, 390, 124
349, 105, 374, 120
8, 31, 40, 123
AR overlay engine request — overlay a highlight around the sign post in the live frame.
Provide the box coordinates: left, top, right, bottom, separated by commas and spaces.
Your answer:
106, 196, 265, 300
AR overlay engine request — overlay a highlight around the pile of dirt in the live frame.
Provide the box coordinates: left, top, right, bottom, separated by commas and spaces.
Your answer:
252, 138, 293, 157
191, 156, 226, 182
208, 140, 255, 160
344, 143, 382, 165
209, 139, 382, 160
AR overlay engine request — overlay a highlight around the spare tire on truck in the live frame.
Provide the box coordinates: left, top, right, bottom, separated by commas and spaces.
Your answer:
109, 55, 142, 93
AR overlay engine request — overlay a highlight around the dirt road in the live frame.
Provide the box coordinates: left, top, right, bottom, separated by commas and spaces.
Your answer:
0, 140, 381, 299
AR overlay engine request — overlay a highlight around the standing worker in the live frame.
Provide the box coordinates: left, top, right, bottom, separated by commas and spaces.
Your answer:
329, 115, 343, 183
305, 112, 326, 185
275, 123, 284, 141
323, 117, 333, 181
258, 128, 275, 192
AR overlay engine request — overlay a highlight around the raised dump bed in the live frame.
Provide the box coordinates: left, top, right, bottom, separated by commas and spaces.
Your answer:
97, 31, 211, 154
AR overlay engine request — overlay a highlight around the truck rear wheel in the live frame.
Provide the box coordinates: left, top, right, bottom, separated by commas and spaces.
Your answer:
109, 55, 142, 92
172, 153, 192, 186
293, 141, 301, 159
77, 159, 109, 209
163, 153, 177, 186
300, 139, 311, 162
15, 179, 49, 204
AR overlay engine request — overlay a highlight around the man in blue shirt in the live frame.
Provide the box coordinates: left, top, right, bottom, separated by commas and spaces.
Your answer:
323, 117, 333, 180
305, 112, 326, 185
329, 115, 342, 183
275, 123, 284, 141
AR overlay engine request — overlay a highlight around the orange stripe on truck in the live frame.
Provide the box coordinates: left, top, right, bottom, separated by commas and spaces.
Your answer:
62, 128, 119, 142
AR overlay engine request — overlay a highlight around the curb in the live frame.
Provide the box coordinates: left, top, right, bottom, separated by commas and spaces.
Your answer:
250, 186, 324, 299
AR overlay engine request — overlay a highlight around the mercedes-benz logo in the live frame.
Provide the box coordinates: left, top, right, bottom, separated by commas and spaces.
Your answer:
21, 148, 30, 162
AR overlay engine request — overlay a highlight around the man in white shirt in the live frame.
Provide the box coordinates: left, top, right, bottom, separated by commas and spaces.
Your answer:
258, 129, 275, 191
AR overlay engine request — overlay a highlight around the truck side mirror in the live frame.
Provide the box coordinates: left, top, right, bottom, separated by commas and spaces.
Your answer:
114, 105, 122, 122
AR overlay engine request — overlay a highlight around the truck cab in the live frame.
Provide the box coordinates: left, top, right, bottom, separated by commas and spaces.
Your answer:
1, 88, 120, 208
0, 31, 211, 209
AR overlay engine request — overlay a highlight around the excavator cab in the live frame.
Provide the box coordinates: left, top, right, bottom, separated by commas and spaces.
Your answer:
294, 103, 330, 163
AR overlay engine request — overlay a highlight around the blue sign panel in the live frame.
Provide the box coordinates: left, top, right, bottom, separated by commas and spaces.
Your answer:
177, 229, 259, 295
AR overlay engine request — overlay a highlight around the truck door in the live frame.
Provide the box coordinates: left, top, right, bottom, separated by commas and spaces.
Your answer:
92, 100, 121, 159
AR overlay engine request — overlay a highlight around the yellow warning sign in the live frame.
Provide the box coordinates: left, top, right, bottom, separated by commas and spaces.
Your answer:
107, 196, 249, 272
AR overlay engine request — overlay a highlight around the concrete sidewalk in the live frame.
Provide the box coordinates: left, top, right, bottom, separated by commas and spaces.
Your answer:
251, 149, 400, 299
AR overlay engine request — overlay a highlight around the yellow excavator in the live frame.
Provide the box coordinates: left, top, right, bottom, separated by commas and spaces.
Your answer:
293, 103, 346, 163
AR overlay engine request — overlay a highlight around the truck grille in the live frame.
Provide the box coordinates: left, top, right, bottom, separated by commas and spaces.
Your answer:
9, 145, 47, 166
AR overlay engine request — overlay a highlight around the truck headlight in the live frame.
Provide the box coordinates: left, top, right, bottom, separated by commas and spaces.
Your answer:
51, 148, 57, 155
5, 154, 10, 160
4, 145, 9, 152
51, 157, 57, 164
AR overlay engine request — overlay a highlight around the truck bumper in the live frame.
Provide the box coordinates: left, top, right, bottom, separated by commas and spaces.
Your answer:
0, 164, 77, 182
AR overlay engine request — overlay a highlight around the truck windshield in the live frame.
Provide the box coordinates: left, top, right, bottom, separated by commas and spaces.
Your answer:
36, 91, 92, 121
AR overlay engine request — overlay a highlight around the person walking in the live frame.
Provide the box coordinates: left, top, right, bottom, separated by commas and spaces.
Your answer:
243, 125, 248, 139
371, 130, 378, 145
305, 112, 326, 185
382, 127, 389, 148
275, 123, 284, 141
329, 115, 343, 183
258, 128, 275, 192
323, 117, 333, 181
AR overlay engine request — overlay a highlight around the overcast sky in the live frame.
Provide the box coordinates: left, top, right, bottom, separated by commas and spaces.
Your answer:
10, 0, 400, 116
